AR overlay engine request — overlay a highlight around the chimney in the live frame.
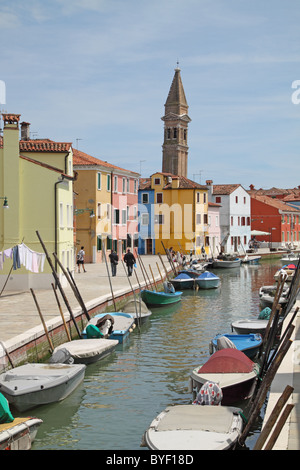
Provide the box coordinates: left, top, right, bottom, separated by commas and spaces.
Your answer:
20, 121, 30, 140
249, 184, 255, 191
206, 179, 213, 199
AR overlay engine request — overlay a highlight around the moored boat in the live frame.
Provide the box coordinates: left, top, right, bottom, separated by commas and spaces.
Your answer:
143, 404, 243, 450
0, 416, 43, 450
82, 312, 135, 343
280, 253, 299, 266
52, 338, 119, 365
241, 255, 261, 264
209, 333, 262, 359
121, 299, 152, 323
231, 319, 269, 336
170, 273, 195, 290
194, 271, 220, 289
0, 363, 86, 412
189, 349, 259, 405
274, 266, 296, 282
140, 289, 182, 307
212, 257, 241, 268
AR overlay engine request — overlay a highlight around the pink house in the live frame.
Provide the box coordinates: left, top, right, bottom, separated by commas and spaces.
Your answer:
207, 202, 222, 257
111, 172, 139, 258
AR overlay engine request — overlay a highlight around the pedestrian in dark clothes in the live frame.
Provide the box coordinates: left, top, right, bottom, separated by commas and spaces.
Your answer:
123, 248, 135, 276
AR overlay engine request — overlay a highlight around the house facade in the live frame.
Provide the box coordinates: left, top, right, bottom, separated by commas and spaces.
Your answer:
206, 180, 251, 254
0, 114, 74, 290
207, 202, 222, 257
73, 149, 139, 262
250, 193, 300, 248
151, 172, 208, 255
138, 178, 155, 255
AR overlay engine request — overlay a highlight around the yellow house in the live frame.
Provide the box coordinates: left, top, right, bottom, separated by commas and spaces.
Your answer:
151, 172, 209, 255
0, 114, 75, 290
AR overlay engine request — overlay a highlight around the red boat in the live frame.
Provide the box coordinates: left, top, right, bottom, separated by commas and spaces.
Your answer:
189, 349, 260, 405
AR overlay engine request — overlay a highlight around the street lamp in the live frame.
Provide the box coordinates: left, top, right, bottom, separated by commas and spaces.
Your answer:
0, 197, 8, 209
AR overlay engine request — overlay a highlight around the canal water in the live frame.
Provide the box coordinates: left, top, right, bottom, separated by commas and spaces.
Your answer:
31, 258, 280, 450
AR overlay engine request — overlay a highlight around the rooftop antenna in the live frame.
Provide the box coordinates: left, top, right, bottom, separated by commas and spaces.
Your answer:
76, 138, 82, 149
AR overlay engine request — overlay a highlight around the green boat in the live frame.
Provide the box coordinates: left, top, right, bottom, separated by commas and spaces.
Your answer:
140, 289, 183, 307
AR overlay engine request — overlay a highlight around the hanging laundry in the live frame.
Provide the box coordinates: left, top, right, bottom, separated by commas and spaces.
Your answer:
13, 245, 21, 270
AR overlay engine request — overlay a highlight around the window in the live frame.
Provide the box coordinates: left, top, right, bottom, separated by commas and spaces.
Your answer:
107, 174, 111, 191
235, 196, 238, 203
142, 213, 149, 225
114, 175, 118, 192
107, 236, 112, 250
173, 128, 177, 139
142, 193, 149, 204
59, 203, 64, 227
134, 179, 137, 194
154, 178, 160, 185
107, 204, 110, 220
244, 197, 246, 204
155, 214, 164, 224
134, 206, 137, 220
203, 193, 207, 204
97, 203, 101, 219
196, 213, 201, 225
122, 178, 126, 193
97, 236, 102, 251
167, 128, 171, 139
241, 217, 245, 226
204, 214, 208, 224
216, 215, 219, 226
196, 192, 200, 203
231, 216, 233, 226
114, 209, 120, 224
97, 172, 101, 190
127, 178, 130, 193
216, 196, 221, 203
156, 193, 163, 203
122, 209, 127, 225
196, 236, 201, 247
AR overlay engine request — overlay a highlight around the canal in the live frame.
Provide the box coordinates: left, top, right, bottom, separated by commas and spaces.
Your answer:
32, 258, 280, 450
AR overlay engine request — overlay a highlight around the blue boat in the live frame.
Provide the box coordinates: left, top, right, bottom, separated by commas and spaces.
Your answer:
170, 273, 195, 290
195, 271, 220, 289
82, 312, 135, 343
209, 333, 262, 359
178, 270, 201, 279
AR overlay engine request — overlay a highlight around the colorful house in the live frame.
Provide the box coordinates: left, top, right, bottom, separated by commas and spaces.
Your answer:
150, 172, 208, 255
250, 193, 300, 249
73, 149, 139, 262
207, 202, 222, 257
206, 180, 251, 254
138, 178, 155, 255
0, 114, 74, 290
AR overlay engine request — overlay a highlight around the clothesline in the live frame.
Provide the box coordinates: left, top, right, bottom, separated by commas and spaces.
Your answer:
0, 243, 46, 274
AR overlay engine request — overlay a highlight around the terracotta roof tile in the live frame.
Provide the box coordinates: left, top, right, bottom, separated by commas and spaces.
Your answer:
20, 140, 72, 152
73, 148, 139, 176
251, 194, 299, 212
212, 184, 240, 195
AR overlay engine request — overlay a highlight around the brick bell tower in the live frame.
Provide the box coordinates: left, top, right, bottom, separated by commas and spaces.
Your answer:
161, 66, 191, 177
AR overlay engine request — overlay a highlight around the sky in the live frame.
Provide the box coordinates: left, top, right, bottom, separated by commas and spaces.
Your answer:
1, 0, 300, 190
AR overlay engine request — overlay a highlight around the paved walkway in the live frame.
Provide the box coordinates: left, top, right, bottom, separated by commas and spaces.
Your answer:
0, 249, 299, 450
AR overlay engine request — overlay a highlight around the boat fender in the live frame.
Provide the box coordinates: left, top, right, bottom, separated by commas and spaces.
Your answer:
209, 341, 214, 355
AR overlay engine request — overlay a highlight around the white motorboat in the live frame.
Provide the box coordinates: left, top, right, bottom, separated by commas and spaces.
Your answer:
122, 299, 152, 323
0, 363, 86, 412
231, 319, 269, 336
280, 253, 299, 266
212, 258, 241, 268
0, 416, 43, 450
143, 405, 243, 450
52, 338, 119, 365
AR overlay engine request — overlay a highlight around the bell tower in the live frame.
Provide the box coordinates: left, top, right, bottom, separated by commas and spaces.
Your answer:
161, 66, 191, 177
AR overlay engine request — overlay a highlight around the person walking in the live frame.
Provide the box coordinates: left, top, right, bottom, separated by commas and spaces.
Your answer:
123, 248, 135, 277
109, 250, 119, 277
77, 246, 86, 273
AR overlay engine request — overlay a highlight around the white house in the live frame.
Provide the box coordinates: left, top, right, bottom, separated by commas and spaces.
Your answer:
206, 181, 251, 254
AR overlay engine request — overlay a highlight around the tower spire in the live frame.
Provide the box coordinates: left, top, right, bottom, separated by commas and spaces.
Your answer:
161, 67, 191, 177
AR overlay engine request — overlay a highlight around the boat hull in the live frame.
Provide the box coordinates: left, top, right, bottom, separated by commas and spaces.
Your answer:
0, 363, 86, 412
143, 405, 243, 450
195, 272, 220, 289
241, 256, 261, 264
211, 333, 262, 359
231, 319, 269, 336
52, 339, 119, 365
170, 279, 195, 290
0, 417, 43, 450
141, 289, 182, 307
212, 258, 241, 268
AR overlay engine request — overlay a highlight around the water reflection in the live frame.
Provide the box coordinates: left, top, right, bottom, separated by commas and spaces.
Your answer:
32, 259, 280, 450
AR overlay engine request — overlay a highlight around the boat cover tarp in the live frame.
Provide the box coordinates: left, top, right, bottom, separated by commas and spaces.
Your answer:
53, 339, 119, 359
0, 393, 14, 423
198, 349, 255, 374
258, 307, 272, 320
174, 273, 193, 280
193, 381, 223, 405
216, 336, 237, 350
199, 271, 219, 280
156, 405, 240, 433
